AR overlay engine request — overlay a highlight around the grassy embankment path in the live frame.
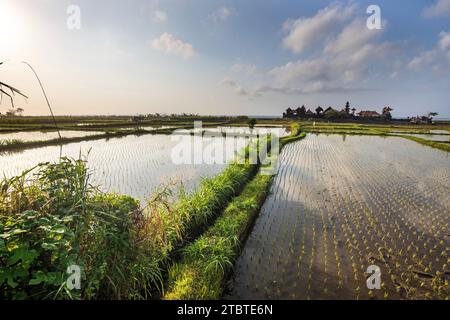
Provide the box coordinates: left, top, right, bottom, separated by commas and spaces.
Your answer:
301, 123, 450, 153
164, 126, 306, 299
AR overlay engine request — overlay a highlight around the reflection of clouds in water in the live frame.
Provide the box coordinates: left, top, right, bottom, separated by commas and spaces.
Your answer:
199, 126, 290, 138
0, 134, 231, 203
229, 133, 449, 300
275, 134, 449, 239
0, 130, 105, 142
391, 133, 450, 142
317, 134, 449, 230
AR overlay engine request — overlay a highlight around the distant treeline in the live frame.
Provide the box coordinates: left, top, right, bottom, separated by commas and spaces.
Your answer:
0, 115, 250, 125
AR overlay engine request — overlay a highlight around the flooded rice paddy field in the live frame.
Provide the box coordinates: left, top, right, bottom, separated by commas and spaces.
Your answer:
0, 130, 106, 142
191, 126, 290, 137
227, 134, 449, 300
406, 134, 449, 142
0, 126, 288, 202
0, 133, 253, 202
392, 131, 450, 142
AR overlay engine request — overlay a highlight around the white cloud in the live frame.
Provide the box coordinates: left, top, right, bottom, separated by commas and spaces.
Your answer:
223, 2, 405, 97
423, 0, 450, 17
269, 4, 398, 93
221, 1, 412, 96
220, 78, 237, 87
408, 51, 437, 71
152, 10, 167, 23
209, 6, 236, 23
269, 58, 329, 86
220, 78, 260, 97
408, 31, 450, 73
235, 86, 249, 96
439, 31, 450, 50
282, 2, 356, 54
324, 18, 382, 55
151, 33, 196, 59
230, 63, 257, 75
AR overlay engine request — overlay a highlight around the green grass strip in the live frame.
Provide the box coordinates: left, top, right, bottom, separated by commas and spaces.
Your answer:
164, 174, 273, 300
164, 128, 306, 300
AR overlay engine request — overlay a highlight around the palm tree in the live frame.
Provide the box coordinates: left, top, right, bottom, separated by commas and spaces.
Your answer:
2, 61, 62, 138
0, 62, 28, 108
247, 118, 257, 129
16, 107, 25, 116
344, 101, 351, 115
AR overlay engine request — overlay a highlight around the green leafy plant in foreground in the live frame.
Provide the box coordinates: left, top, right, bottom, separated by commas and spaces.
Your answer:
0, 157, 159, 300
0, 134, 265, 299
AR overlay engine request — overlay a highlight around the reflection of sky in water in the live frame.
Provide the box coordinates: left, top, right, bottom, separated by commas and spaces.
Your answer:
190, 126, 290, 137
228, 134, 449, 299
391, 132, 450, 142
0, 133, 253, 202
0, 130, 105, 142
278, 134, 449, 223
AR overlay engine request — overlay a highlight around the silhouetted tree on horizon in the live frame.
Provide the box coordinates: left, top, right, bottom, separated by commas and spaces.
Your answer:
344, 101, 351, 115
247, 118, 257, 129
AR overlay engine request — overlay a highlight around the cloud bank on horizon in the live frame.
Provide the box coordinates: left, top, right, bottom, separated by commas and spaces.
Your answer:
0, 0, 449, 117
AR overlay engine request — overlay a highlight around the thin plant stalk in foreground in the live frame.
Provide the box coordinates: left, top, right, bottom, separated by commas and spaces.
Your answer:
22, 61, 61, 139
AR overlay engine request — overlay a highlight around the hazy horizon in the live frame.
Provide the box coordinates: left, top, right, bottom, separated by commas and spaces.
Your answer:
1, 0, 449, 118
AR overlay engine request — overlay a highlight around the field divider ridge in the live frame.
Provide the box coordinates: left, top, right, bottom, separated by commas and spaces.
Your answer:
163, 125, 306, 299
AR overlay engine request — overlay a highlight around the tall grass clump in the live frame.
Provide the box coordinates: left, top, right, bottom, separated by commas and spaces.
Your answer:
139, 138, 265, 278
164, 174, 273, 300
0, 158, 162, 299
0, 139, 24, 147
164, 125, 306, 299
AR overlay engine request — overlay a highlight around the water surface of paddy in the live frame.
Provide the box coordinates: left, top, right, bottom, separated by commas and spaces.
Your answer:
0, 130, 106, 142
0, 133, 251, 202
227, 134, 449, 300
391, 132, 450, 142
192, 126, 290, 137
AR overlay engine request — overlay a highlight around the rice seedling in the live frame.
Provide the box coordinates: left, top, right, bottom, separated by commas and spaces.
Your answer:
228, 134, 449, 300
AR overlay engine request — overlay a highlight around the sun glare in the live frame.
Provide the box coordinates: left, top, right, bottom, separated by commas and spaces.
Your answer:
0, 1, 26, 50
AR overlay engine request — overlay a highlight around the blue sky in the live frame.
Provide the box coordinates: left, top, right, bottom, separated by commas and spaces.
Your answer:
0, 0, 449, 117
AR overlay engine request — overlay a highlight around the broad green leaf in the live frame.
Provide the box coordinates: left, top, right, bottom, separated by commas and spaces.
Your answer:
0, 238, 6, 252
10, 229, 28, 236
29, 271, 47, 285
41, 242, 58, 250
7, 247, 39, 267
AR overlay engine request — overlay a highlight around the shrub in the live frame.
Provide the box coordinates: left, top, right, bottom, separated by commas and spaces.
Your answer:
0, 158, 160, 299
